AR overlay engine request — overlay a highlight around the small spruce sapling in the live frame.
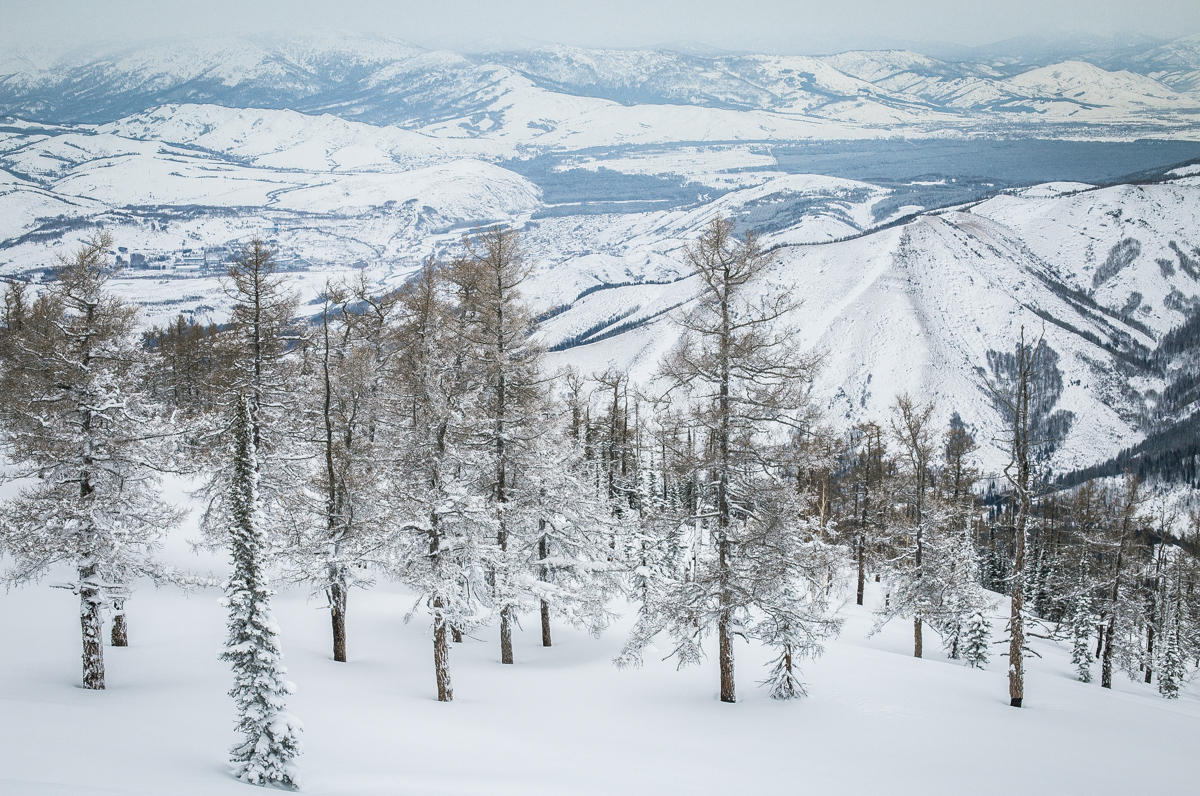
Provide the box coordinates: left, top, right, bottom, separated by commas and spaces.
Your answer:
962, 608, 992, 669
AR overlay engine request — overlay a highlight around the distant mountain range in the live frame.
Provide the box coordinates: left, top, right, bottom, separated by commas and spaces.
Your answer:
2, 33, 1200, 133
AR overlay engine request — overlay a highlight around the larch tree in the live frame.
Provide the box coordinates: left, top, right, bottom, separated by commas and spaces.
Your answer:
986, 327, 1073, 707
388, 259, 493, 701
933, 418, 991, 660
847, 420, 889, 606
1096, 474, 1145, 689
886, 394, 938, 658
0, 233, 180, 689
285, 275, 397, 662
449, 227, 547, 666
873, 398, 991, 661
198, 237, 303, 546
617, 216, 841, 703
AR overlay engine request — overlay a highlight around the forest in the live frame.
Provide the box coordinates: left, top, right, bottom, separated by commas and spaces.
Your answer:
2, 218, 1198, 789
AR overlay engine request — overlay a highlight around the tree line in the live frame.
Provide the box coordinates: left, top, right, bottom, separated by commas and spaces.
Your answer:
2, 218, 1199, 789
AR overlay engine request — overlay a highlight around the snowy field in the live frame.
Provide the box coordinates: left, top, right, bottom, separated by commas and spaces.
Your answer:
1, 483, 1197, 796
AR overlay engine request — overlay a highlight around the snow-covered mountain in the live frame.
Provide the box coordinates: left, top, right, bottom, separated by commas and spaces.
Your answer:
2, 33, 1200, 475
524, 179, 1200, 472
4, 33, 1200, 134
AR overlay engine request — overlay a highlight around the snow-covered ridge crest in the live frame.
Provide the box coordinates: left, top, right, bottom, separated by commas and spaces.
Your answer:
2, 32, 1198, 131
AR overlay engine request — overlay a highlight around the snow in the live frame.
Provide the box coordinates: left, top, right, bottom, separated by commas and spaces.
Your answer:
1, 477, 1197, 795
537, 180, 1200, 474
104, 104, 503, 171
1015, 181, 1095, 197
1005, 61, 1197, 113
1169, 163, 1200, 177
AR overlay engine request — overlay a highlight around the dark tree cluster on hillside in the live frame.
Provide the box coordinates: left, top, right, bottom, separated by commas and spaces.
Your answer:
4, 218, 1200, 789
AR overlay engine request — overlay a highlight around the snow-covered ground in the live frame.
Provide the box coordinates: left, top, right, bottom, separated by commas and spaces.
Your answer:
1, 478, 1196, 795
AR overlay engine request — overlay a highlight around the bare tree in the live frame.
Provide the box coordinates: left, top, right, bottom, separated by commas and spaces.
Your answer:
619, 216, 840, 703
987, 326, 1070, 707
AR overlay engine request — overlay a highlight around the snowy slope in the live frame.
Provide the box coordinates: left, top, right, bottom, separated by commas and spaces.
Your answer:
1004, 61, 1200, 117
534, 181, 1200, 474
1115, 33, 1200, 97
973, 182, 1200, 338
103, 104, 502, 170
0, 498, 1197, 795
0, 122, 541, 249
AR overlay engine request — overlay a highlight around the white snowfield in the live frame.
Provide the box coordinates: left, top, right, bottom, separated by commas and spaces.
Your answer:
0, 494, 1196, 796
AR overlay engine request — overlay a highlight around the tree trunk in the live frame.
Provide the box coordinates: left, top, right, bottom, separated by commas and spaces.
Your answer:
329, 580, 347, 663
1144, 622, 1155, 684
80, 563, 105, 690
540, 601, 552, 647
452, 626, 463, 643
433, 596, 452, 702
1009, 573, 1025, 707
1101, 612, 1117, 688
539, 525, 551, 647
1101, 547, 1124, 689
110, 598, 128, 647
1095, 615, 1105, 659
718, 609, 735, 703
500, 606, 514, 665
914, 617, 923, 658
856, 538, 866, 606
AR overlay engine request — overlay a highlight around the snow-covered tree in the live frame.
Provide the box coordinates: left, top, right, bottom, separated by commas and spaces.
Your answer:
878, 394, 939, 658
961, 609, 992, 669
0, 234, 180, 689
1094, 475, 1146, 689
387, 259, 493, 700
220, 394, 302, 788
617, 216, 842, 702
845, 420, 890, 606
986, 327, 1072, 708
197, 238, 303, 548
284, 275, 396, 662
447, 227, 551, 665
1069, 572, 1095, 683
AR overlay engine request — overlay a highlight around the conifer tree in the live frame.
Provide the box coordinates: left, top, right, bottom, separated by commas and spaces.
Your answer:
617, 216, 841, 702
881, 394, 938, 658
388, 259, 492, 700
286, 275, 396, 662
0, 234, 180, 689
986, 327, 1071, 707
961, 609, 992, 669
449, 227, 548, 665
198, 238, 302, 546
847, 421, 888, 606
1070, 582, 1095, 683
221, 394, 302, 788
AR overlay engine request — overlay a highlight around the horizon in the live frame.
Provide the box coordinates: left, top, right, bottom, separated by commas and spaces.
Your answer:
1, 0, 1198, 63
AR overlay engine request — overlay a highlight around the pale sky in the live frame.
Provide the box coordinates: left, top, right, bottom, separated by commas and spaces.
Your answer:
2, 0, 1198, 55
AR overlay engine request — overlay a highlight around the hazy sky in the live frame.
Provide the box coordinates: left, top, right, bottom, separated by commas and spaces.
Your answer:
3, 0, 1198, 55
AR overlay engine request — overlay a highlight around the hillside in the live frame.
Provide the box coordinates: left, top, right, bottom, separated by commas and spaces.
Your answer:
0, 488, 1196, 796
